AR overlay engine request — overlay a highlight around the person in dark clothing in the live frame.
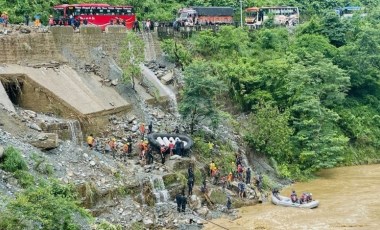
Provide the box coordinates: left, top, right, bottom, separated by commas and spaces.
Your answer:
24, 14, 30, 26
173, 126, 179, 134
188, 177, 194, 196
226, 195, 232, 210
188, 166, 194, 178
133, 19, 140, 32
127, 136, 132, 154
246, 168, 251, 185
175, 138, 182, 156
175, 193, 182, 212
146, 147, 154, 164
160, 144, 167, 164
148, 121, 153, 134
83, 18, 88, 25
290, 190, 298, 203
180, 141, 185, 156
181, 193, 187, 212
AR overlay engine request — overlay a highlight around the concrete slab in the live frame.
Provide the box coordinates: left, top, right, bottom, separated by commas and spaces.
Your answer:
140, 64, 172, 102
0, 81, 16, 112
0, 64, 131, 116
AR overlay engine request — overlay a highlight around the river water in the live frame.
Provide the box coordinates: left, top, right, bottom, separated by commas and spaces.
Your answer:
205, 165, 380, 230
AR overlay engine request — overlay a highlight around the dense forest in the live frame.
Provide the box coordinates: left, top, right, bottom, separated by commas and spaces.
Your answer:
160, 2, 380, 179
1, 0, 379, 179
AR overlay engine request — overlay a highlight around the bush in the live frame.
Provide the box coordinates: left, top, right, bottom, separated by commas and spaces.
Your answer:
1, 146, 28, 172
96, 221, 123, 230
0, 179, 90, 230
13, 170, 35, 188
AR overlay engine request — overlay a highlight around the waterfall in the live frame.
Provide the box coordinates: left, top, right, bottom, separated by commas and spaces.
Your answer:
151, 175, 170, 204
67, 120, 83, 145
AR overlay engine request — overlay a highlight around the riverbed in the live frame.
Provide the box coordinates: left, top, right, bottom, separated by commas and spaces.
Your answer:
205, 165, 380, 230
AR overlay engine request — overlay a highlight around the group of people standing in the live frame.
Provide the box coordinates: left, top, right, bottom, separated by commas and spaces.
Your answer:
208, 153, 263, 200
132, 19, 155, 32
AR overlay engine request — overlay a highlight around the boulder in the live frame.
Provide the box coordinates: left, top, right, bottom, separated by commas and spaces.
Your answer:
143, 217, 154, 228
28, 122, 42, 131
196, 205, 209, 217
30, 133, 59, 150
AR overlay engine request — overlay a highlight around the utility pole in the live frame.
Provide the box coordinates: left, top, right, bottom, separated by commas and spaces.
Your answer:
240, 0, 243, 27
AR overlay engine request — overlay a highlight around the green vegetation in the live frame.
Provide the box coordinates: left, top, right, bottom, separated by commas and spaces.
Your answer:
0, 146, 91, 229
120, 32, 145, 90
0, 146, 28, 172
0, 178, 91, 230
161, 2, 380, 180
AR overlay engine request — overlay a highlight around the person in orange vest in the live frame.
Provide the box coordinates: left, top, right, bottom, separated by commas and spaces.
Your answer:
139, 123, 145, 139
121, 142, 129, 162
109, 138, 117, 158
227, 172, 233, 189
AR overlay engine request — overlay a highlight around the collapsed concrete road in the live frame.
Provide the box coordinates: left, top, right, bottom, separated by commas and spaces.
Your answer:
0, 64, 131, 122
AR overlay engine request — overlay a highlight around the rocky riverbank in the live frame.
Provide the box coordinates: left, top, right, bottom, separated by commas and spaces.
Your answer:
0, 101, 251, 229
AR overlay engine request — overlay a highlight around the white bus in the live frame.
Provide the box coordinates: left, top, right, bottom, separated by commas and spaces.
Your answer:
245, 6, 299, 28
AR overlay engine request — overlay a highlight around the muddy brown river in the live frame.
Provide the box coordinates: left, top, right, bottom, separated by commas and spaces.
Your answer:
205, 165, 380, 230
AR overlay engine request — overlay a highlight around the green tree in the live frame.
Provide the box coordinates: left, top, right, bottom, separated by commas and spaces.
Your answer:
285, 53, 350, 171
120, 32, 145, 90
244, 103, 294, 160
179, 60, 226, 134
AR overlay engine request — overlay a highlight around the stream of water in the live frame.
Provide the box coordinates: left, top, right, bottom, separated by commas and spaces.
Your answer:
205, 164, 380, 230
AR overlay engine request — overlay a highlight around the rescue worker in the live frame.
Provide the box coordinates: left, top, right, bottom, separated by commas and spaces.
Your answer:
209, 161, 216, 177
87, 134, 95, 149
146, 145, 154, 164
139, 123, 145, 139
127, 136, 132, 154
175, 138, 182, 156
121, 142, 129, 162
175, 192, 182, 212
238, 180, 245, 199
168, 140, 174, 156
226, 195, 232, 210
181, 191, 187, 212
173, 126, 179, 134
109, 138, 117, 158
227, 172, 233, 189
187, 176, 194, 196
290, 190, 298, 203
148, 121, 153, 134
48, 15, 54, 26
160, 144, 167, 164
272, 188, 281, 200
188, 165, 194, 179
246, 168, 251, 185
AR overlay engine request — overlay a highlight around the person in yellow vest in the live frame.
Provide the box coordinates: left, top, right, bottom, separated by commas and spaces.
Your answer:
209, 160, 215, 176
86, 134, 95, 150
